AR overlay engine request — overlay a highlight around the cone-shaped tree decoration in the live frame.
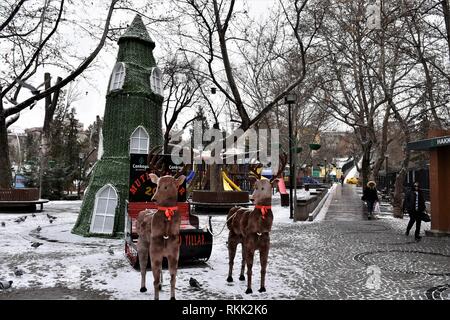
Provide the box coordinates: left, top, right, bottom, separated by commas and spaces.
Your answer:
72, 15, 163, 237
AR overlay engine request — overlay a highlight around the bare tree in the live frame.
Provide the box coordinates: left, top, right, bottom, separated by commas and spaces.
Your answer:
161, 55, 205, 153
164, 0, 324, 190
0, 0, 118, 188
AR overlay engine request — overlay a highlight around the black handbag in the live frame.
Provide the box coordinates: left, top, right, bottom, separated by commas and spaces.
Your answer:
421, 212, 431, 222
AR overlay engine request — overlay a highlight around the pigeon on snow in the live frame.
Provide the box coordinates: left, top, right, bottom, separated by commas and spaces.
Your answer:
14, 268, 24, 277
1, 222, 5, 227
36, 226, 42, 232
31, 242, 43, 248
0, 280, 13, 290
107, 247, 114, 255
189, 277, 201, 289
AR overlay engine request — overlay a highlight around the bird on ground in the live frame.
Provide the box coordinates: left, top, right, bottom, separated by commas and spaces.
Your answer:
32, 213, 36, 218
14, 218, 22, 223
14, 268, 24, 277
49, 219, 54, 224
1, 222, 5, 227
31, 242, 43, 248
189, 277, 201, 289
20, 216, 27, 222
0, 280, 13, 290
107, 247, 114, 255
36, 226, 42, 232
46, 214, 57, 220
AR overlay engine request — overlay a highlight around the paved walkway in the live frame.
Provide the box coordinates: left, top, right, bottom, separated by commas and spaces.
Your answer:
325, 184, 367, 221
1, 194, 449, 300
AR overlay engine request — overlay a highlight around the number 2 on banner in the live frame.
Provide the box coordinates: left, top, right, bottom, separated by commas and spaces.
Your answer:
145, 187, 154, 196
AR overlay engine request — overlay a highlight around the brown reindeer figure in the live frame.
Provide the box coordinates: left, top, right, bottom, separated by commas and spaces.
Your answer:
137, 147, 186, 300
226, 154, 287, 294
136, 208, 158, 293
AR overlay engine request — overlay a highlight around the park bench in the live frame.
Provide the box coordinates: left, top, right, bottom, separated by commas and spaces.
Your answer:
0, 188, 49, 212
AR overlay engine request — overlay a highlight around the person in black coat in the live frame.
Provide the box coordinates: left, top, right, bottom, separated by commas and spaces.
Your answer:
403, 182, 426, 241
362, 181, 379, 220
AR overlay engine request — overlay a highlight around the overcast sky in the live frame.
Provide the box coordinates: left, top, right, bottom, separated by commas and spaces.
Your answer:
8, 0, 277, 133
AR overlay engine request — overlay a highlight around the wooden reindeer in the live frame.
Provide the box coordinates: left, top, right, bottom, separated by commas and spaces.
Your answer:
136, 147, 186, 300
226, 153, 287, 294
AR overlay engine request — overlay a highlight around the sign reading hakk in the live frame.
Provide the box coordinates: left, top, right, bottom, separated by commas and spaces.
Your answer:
129, 153, 187, 202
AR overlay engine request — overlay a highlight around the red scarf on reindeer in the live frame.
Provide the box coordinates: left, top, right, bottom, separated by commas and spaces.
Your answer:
158, 206, 178, 221
255, 205, 271, 220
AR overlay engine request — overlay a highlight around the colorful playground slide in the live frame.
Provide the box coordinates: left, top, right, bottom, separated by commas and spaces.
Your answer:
222, 172, 242, 191
278, 178, 288, 194
186, 170, 195, 184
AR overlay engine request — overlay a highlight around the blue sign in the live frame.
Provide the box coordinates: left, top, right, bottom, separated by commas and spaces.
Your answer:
14, 174, 27, 188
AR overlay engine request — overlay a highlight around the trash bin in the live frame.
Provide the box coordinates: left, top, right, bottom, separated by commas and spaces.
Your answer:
280, 193, 290, 207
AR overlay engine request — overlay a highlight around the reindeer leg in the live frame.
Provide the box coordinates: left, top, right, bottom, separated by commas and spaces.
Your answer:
239, 240, 246, 281
138, 240, 148, 293
159, 265, 163, 291
168, 255, 179, 300
151, 257, 163, 300
245, 239, 255, 294
227, 235, 238, 282
259, 242, 269, 293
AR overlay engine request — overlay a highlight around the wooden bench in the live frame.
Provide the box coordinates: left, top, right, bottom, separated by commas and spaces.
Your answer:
0, 199, 49, 212
0, 188, 49, 212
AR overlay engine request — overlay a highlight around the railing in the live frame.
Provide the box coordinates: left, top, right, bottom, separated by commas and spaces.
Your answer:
0, 188, 40, 201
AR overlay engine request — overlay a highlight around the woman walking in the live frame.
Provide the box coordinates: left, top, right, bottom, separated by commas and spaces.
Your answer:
362, 181, 379, 220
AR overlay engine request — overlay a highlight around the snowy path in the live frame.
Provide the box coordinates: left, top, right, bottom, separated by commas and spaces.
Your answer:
1, 194, 449, 300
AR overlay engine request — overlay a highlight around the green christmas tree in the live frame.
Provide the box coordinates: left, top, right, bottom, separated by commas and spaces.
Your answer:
72, 15, 163, 237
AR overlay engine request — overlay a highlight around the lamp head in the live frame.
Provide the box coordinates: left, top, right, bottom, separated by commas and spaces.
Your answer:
284, 93, 296, 104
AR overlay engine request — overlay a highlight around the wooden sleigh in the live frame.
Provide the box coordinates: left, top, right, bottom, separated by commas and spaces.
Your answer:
124, 154, 213, 268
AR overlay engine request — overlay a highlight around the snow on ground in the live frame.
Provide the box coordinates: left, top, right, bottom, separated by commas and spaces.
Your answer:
0, 198, 315, 300
1, 188, 447, 300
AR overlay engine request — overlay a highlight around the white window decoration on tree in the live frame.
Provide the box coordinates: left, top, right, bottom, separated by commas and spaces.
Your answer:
90, 184, 118, 234
130, 126, 149, 154
150, 67, 163, 96
109, 62, 126, 91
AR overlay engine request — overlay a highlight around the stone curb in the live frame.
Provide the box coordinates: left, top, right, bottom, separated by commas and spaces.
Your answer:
308, 184, 337, 221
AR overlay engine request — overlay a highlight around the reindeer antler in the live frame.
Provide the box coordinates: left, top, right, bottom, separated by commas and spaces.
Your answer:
270, 152, 288, 183
148, 145, 166, 176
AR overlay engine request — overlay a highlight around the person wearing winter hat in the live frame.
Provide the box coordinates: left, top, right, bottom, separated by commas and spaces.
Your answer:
362, 181, 379, 220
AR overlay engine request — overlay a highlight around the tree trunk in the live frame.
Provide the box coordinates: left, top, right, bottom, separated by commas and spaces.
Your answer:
360, 147, 371, 188
388, 96, 411, 218
371, 107, 391, 180
392, 168, 406, 218
39, 73, 61, 198
0, 114, 12, 188
209, 164, 224, 192
442, 0, 450, 62
392, 137, 411, 218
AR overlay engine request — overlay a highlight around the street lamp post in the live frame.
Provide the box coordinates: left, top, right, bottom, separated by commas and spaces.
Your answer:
285, 94, 296, 219
78, 153, 84, 199
385, 154, 389, 194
